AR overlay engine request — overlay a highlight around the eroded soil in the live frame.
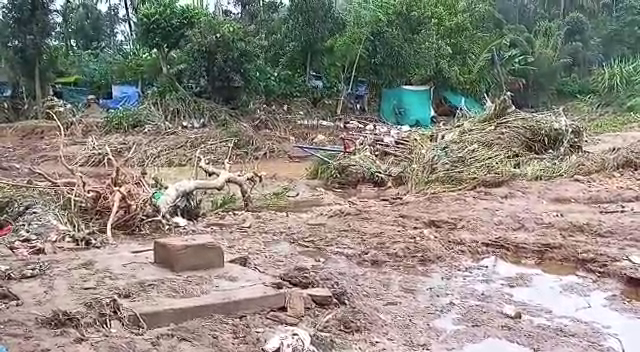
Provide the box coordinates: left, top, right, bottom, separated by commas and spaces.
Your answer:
1, 124, 639, 351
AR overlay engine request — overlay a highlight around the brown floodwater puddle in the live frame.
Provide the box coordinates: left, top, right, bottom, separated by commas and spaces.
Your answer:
502, 256, 579, 276
502, 256, 640, 302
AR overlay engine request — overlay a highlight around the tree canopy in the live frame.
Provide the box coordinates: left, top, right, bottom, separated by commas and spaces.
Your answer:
2, 0, 640, 110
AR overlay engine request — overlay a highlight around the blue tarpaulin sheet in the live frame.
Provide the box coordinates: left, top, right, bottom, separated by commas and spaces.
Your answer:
100, 84, 141, 110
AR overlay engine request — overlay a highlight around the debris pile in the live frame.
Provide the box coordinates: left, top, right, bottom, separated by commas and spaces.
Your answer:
309, 94, 640, 191
37, 296, 146, 336
1, 116, 263, 245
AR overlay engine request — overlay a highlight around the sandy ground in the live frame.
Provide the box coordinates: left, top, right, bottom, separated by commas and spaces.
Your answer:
1, 123, 640, 351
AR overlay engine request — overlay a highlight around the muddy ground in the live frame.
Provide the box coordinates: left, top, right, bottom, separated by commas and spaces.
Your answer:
1, 122, 639, 352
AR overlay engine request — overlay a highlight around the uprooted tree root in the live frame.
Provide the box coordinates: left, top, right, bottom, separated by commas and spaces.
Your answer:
37, 296, 146, 337
15, 115, 262, 244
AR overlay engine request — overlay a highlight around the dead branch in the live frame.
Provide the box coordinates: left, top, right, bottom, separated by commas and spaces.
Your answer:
106, 189, 123, 244
156, 156, 262, 215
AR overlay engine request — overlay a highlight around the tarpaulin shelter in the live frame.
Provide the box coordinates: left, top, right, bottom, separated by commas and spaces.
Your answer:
100, 84, 141, 111
380, 86, 435, 127
54, 76, 90, 106
442, 90, 484, 116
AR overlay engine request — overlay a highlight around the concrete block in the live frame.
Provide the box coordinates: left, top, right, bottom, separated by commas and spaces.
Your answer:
128, 285, 285, 329
154, 237, 224, 272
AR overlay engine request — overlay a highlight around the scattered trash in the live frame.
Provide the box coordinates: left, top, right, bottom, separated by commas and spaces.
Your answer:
0, 224, 12, 237
0, 345, 7, 352
501, 304, 523, 319
1, 262, 50, 280
262, 327, 318, 352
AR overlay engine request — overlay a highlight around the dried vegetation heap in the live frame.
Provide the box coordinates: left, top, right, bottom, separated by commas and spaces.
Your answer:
1, 116, 263, 246
310, 95, 640, 191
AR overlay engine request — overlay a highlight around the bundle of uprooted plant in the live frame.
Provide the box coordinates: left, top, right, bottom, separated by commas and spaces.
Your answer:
13, 116, 262, 246
309, 93, 640, 191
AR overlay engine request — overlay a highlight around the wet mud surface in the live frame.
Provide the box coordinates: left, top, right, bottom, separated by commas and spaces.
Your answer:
1, 126, 640, 351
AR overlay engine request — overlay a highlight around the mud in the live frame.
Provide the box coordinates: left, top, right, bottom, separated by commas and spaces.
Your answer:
1, 127, 640, 351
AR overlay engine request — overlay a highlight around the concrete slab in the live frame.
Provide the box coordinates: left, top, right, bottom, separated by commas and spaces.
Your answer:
128, 285, 286, 329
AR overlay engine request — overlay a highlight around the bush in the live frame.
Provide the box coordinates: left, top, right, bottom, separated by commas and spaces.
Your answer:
104, 108, 150, 133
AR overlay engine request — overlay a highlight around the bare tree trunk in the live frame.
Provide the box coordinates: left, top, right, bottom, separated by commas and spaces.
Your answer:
35, 57, 42, 119
124, 0, 134, 43
560, 0, 565, 18
305, 52, 312, 83
159, 48, 169, 75
337, 37, 365, 115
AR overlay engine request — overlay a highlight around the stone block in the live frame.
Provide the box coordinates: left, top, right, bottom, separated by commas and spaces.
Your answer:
154, 237, 224, 272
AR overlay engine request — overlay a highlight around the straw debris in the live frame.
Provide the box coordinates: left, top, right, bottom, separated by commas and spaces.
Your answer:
309, 94, 638, 191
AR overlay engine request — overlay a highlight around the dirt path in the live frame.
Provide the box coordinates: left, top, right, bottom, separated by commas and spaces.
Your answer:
1, 125, 640, 351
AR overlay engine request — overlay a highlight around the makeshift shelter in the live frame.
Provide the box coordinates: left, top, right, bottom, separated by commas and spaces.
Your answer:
100, 84, 141, 111
442, 90, 484, 116
380, 86, 435, 127
54, 76, 90, 106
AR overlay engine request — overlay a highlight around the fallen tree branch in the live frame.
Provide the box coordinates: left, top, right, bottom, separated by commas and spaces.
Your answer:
156, 156, 263, 215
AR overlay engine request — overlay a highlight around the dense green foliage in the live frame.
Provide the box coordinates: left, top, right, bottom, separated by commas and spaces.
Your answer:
3, 0, 640, 113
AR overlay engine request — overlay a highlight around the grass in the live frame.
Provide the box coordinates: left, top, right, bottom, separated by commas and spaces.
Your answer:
585, 113, 640, 134
255, 185, 294, 209
210, 193, 239, 212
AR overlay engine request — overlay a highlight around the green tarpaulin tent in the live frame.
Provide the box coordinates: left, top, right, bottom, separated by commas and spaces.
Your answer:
380, 86, 435, 127
442, 90, 484, 116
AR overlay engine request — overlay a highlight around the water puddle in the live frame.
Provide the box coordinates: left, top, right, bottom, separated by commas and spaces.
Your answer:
461, 338, 532, 352
477, 257, 640, 351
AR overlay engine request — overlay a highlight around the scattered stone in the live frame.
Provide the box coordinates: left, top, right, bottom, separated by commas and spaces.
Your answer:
286, 290, 306, 319
627, 255, 640, 265
153, 237, 224, 272
266, 311, 300, 326
0, 286, 21, 309
280, 266, 319, 289
304, 288, 334, 306
501, 304, 522, 319
228, 255, 250, 267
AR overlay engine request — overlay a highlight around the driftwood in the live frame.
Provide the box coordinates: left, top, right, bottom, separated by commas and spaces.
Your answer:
27, 114, 262, 244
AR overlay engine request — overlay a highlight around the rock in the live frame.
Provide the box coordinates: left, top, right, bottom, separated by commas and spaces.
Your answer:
228, 255, 250, 267
266, 311, 300, 326
286, 290, 305, 319
501, 304, 522, 319
153, 237, 224, 272
304, 288, 334, 306
627, 255, 640, 265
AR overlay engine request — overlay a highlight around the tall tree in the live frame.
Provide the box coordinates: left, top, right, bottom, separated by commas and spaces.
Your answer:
137, 0, 203, 75
2, 0, 55, 111
73, 0, 107, 51
286, 0, 340, 81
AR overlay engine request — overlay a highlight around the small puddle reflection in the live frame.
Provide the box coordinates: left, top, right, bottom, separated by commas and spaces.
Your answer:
478, 257, 640, 351
461, 338, 531, 352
